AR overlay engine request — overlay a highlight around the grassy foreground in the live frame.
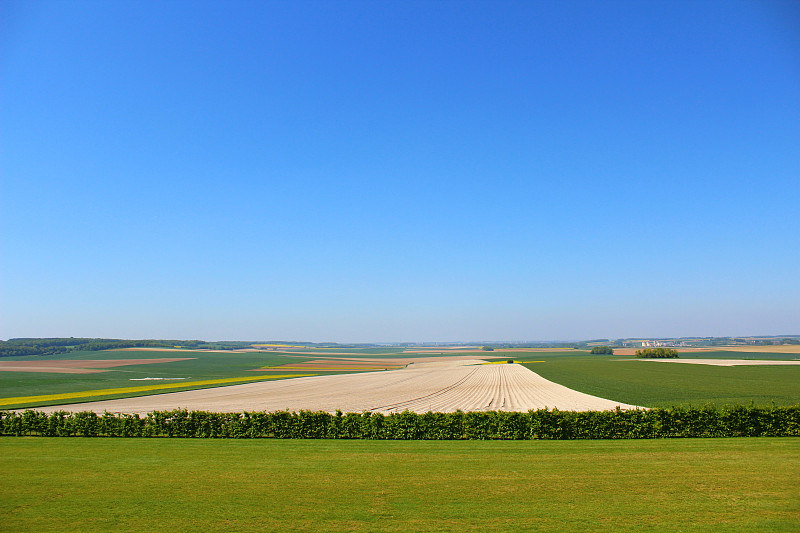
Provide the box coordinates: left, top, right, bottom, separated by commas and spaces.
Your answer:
1, 438, 798, 532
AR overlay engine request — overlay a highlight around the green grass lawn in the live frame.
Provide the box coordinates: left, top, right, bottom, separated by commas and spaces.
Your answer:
520, 351, 800, 407
0, 437, 797, 532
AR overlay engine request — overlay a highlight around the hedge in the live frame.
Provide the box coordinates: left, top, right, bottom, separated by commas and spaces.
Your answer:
1, 406, 798, 439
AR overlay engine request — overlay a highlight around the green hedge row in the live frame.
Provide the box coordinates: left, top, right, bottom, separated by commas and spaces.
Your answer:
1, 406, 798, 439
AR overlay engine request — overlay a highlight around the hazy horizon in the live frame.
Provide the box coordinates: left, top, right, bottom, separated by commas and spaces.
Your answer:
2, 334, 798, 346
2, 1, 798, 342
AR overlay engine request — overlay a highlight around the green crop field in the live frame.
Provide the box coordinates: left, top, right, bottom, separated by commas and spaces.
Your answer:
0, 437, 797, 532
519, 351, 800, 407
0, 350, 322, 409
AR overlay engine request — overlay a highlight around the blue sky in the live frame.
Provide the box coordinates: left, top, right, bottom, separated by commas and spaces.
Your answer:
2, 0, 798, 342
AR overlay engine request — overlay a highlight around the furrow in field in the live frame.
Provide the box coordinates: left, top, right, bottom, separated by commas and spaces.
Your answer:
439, 365, 500, 413
371, 367, 479, 413
434, 368, 487, 412
493, 365, 508, 410
475, 364, 498, 410
513, 365, 544, 408
504, 366, 523, 411
507, 365, 545, 408
452, 364, 491, 412
502, 365, 522, 409
430, 366, 485, 412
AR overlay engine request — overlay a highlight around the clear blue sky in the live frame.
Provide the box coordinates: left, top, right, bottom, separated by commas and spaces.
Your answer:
2, 0, 798, 342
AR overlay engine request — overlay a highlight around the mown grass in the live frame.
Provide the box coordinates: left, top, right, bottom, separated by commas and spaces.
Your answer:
521, 351, 800, 407
0, 437, 797, 532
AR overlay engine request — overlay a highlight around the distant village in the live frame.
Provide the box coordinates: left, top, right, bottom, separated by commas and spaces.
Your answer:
617, 336, 799, 348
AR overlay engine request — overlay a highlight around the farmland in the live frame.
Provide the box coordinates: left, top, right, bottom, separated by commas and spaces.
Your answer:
1, 437, 797, 532
0, 349, 319, 409
2, 345, 799, 533
1, 347, 798, 410
28, 359, 642, 415
522, 351, 800, 407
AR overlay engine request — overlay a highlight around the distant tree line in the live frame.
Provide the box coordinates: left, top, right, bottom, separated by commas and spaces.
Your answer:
635, 348, 679, 359
0, 338, 254, 358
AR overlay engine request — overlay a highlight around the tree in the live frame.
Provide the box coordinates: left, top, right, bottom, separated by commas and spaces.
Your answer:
635, 348, 678, 358
590, 346, 614, 355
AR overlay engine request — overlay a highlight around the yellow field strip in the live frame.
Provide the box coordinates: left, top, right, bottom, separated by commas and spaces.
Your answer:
482, 360, 546, 364
0, 374, 315, 407
251, 344, 307, 348
265, 367, 403, 371
481, 361, 513, 365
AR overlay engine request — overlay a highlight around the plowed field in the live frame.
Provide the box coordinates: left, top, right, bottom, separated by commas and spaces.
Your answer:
35, 360, 642, 414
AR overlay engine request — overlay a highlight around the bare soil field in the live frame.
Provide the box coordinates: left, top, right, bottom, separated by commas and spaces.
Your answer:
262, 355, 489, 372
635, 358, 800, 367
33, 360, 642, 415
716, 345, 800, 353
262, 359, 408, 371
0, 358, 195, 374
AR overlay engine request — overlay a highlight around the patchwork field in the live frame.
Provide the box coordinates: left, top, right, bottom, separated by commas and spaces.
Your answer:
0, 374, 313, 409
258, 354, 487, 372
0, 349, 320, 408
1, 347, 798, 411
1, 437, 797, 532
0, 358, 195, 374
32, 360, 643, 415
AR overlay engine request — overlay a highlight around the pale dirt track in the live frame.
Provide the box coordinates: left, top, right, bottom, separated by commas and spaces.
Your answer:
635, 358, 800, 367
35, 360, 642, 415
715, 345, 800, 354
